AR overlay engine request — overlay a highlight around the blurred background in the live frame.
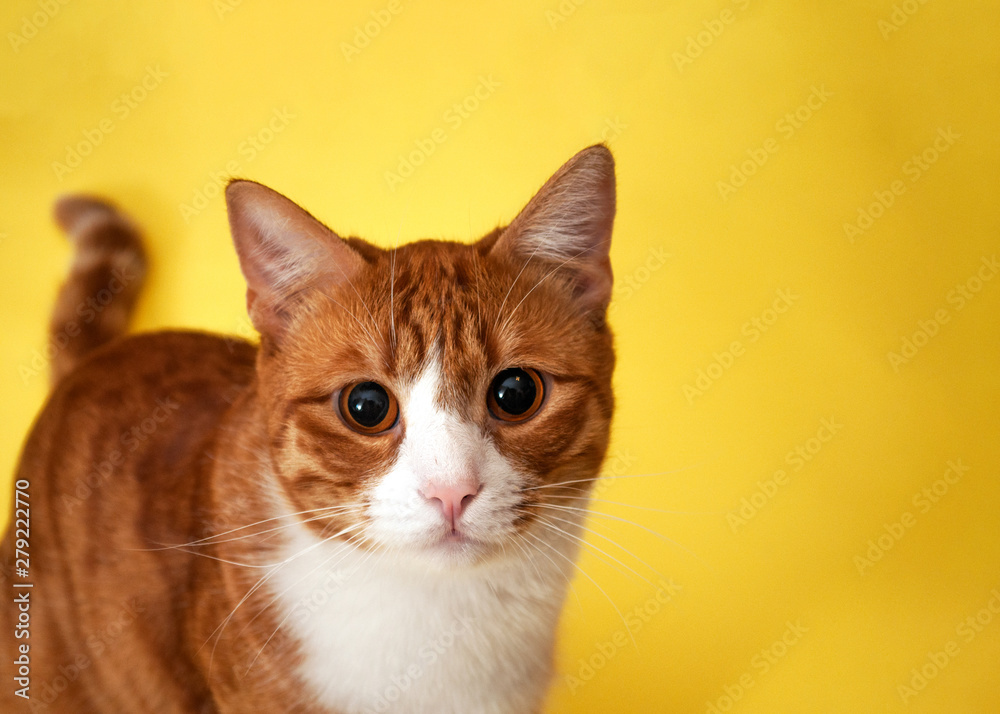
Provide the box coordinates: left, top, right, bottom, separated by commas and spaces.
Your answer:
2, 1, 999, 711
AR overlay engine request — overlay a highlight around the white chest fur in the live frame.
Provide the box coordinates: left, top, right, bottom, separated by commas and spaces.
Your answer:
270, 527, 576, 714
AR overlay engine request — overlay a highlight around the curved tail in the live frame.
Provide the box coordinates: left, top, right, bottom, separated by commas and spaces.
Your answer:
49, 196, 147, 384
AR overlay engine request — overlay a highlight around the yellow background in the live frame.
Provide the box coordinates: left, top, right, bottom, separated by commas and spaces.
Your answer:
2, 1, 999, 711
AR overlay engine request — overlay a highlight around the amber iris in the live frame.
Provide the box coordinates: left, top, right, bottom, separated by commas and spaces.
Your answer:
339, 381, 399, 434
488, 368, 544, 422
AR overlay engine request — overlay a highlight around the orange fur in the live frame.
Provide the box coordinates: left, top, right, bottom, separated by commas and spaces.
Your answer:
1, 146, 616, 712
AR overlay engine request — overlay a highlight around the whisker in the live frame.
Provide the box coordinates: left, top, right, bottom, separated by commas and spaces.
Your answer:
520, 465, 706, 493
522, 530, 637, 649
202, 521, 363, 670
206, 561, 285, 673
497, 242, 600, 337
533, 513, 666, 589
513, 532, 583, 614
243, 529, 401, 675
494, 241, 544, 331
537, 503, 713, 571
200, 507, 365, 548
308, 288, 390, 372
545, 495, 725, 516
133, 504, 364, 551
239, 529, 364, 661
321, 248, 384, 346
159, 549, 276, 569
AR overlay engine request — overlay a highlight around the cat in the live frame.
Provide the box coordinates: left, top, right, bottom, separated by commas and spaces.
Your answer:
1, 144, 616, 713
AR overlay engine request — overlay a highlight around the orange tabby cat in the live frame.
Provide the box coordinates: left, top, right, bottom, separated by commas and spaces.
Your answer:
1, 145, 616, 713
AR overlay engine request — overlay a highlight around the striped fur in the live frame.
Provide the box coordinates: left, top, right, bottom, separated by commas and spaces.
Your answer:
1, 145, 616, 713
47, 196, 147, 383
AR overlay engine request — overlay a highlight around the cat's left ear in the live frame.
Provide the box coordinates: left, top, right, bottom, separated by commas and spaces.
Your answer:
226, 180, 366, 343
490, 144, 616, 314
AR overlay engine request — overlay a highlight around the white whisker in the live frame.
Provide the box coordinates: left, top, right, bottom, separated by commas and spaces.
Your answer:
545, 495, 725, 516
494, 241, 544, 331
497, 242, 599, 337
241, 531, 366, 672
202, 521, 363, 673
537, 502, 712, 571
309, 288, 390, 372
533, 513, 665, 589
512, 532, 583, 614
520, 464, 706, 493
522, 530, 637, 649
133, 504, 364, 552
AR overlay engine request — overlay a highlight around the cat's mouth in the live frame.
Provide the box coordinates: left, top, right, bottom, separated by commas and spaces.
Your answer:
431, 527, 480, 551
418, 527, 500, 566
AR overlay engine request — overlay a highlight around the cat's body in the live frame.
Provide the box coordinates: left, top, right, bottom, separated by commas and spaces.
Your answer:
1, 146, 616, 713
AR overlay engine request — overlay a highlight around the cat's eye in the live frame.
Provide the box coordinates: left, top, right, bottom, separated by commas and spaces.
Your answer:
338, 381, 399, 434
487, 368, 544, 423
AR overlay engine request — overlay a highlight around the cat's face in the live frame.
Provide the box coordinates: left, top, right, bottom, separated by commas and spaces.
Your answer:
227, 146, 615, 569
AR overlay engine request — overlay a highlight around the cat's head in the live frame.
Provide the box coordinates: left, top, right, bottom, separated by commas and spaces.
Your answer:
226, 146, 615, 570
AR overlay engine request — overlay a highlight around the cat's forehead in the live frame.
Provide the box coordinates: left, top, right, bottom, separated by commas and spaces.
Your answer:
365, 239, 501, 404
373, 239, 488, 292
287, 233, 598, 414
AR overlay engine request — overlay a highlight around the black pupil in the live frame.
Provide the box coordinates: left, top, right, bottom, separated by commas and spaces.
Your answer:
492, 369, 537, 416
346, 382, 390, 427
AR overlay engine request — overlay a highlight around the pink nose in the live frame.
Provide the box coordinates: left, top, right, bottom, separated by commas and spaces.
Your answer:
420, 480, 481, 528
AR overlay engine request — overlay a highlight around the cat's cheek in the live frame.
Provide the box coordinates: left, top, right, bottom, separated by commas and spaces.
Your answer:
489, 384, 603, 479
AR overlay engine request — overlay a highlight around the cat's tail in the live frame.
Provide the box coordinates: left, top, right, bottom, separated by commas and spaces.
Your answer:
48, 196, 147, 385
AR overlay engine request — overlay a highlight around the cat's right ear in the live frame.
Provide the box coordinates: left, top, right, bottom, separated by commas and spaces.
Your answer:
226, 180, 365, 343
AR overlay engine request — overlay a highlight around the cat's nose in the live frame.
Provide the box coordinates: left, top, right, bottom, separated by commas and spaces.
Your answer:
420, 479, 481, 529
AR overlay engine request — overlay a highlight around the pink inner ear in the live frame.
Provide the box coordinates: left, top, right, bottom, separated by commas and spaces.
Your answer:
490, 145, 617, 313
225, 180, 368, 342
